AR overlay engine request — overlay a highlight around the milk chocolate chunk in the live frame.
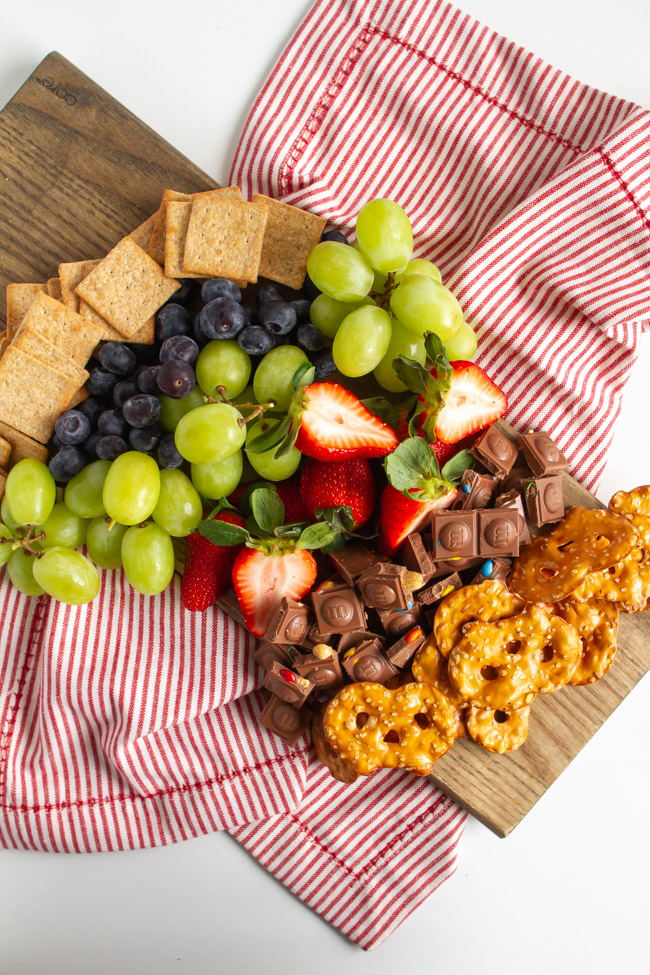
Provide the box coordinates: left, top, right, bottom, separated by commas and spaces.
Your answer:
471, 557, 512, 584
477, 509, 520, 557
495, 490, 531, 545
356, 563, 414, 611
302, 619, 336, 650
341, 640, 398, 683
294, 649, 344, 690
499, 465, 533, 494
523, 474, 565, 527
338, 628, 385, 655
260, 694, 310, 745
454, 469, 497, 510
470, 426, 519, 476
263, 661, 313, 708
264, 597, 311, 645
429, 556, 482, 576
253, 642, 293, 672
431, 511, 478, 559
311, 583, 366, 634
519, 431, 569, 477
397, 533, 435, 582
377, 604, 423, 638
386, 626, 426, 667
417, 572, 462, 606
328, 544, 382, 586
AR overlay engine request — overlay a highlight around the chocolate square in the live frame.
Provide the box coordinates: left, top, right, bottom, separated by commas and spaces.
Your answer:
477, 510, 520, 557
417, 572, 462, 606
429, 556, 482, 576
471, 557, 512, 584
341, 640, 398, 683
431, 511, 478, 559
454, 469, 497, 510
263, 661, 313, 708
337, 629, 385, 655
523, 474, 565, 526
260, 694, 310, 745
294, 651, 344, 691
386, 626, 426, 667
519, 431, 569, 477
311, 583, 366, 634
499, 464, 533, 494
495, 490, 531, 545
264, 597, 311, 645
302, 619, 336, 650
327, 545, 382, 586
396, 533, 435, 581
377, 604, 423, 639
356, 563, 413, 611
253, 642, 293, 672
470, 426, 519, 476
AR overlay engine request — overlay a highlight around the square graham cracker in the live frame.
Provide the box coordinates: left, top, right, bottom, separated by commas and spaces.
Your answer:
165, 200, 247, 288
78, 299, 155, 345
65, 387, 89, 410
0, 333, 8, 359
17, 293, 104, 365
6, 283, 47, 340
252, 194, 326, 289
76, 239, 179, 339
0, 419, 48, 464
125, 210, 159, 251
47, 277, 63, 301
0, 346, 88, 443
59, 259, 101, 312
0, 437, 10, 468
183, 199, 267, 283
148, 186, 242, 266
11, 328, 89, 386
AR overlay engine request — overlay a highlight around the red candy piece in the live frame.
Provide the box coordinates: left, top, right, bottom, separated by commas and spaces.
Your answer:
279, 669, 297, 683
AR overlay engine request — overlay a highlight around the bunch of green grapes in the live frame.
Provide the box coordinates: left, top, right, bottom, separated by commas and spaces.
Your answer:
307, 199, 478, 390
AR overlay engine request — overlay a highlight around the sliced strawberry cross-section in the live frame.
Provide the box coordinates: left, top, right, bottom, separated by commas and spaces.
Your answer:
295, 382, 398, 461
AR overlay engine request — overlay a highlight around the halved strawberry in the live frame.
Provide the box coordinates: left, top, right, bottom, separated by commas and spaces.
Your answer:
295, 383, 398, 461
379, 483, 457, 556
434, 361, 507, 444
232, 547, 317, 637
300, 456, 375, 528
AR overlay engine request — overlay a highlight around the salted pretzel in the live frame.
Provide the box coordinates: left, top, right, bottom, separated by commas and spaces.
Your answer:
609, 485, 650, 517
323, 682, 458, 776
466, 705, 530, 754
569, 511, 650, 613
447, 604, 581, 711
433, 580, 526, 658
311, 706, 359, 784
553, 598, 619, 685
508, 506, 637, 602
412, 632, 468, 710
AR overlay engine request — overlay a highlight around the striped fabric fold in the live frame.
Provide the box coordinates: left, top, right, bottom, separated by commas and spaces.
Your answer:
2, 0, 649, 953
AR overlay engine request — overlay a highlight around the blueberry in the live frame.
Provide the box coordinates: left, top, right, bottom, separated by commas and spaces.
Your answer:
48, 446, 86, 482
320, 229, 348, 245
96, 435, 128, 461
137, 364, 161, 394
158, 432, 184, 469
160, 334, 199, 365
98, 409, 127, 438
243, 306, 259, 328
259, 300, 297, 335
156, 303, 192, 341
86, 368, 120, 400
237, 326, 275, 356
312, 349, 336, 381
257, 282, 284, 306
122, 394, 162, 428
129, 423, 163, 452
167, 279, 195, 306
55, 410, 92, 445
76, 396, 102, 426
82, 431, 102, 459
98, 342, 137, 376
301, 274, 320, 301
49, 432, 63, 452
199, 297, 246, 340
291, 299, 312, 324
157, 360, 196, 398
296, 323, 327, 352
129, 342, 160, 365
201, 278, 242, 303
113, 380, 139, 409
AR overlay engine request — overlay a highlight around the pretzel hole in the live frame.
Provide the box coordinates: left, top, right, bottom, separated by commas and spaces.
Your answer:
539, 566, 558, 579
539, 645, 554, 662
594, 534, 611, 549
557, 541, 574, 551
481, 666, 499, 681
356, 712, 369, 729
504, 640, 521, 655
494, 710, 508, 723
383, 730, 400, 743
413, 712, 430, 729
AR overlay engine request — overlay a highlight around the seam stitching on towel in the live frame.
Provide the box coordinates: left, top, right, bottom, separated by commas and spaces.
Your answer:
597, 147, 650, 237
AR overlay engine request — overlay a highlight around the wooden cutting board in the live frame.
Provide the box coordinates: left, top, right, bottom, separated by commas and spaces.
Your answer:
1, 53, 649, 837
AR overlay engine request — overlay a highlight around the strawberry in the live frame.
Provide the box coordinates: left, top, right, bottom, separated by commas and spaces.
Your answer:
434, 361, 507, 444
379, 482, 457, 556
294, 383, 398, 461
429, 434, 475, 466
182, 509, 246, 611
232, 547, 317, 637
275, 478, 311, 523
397, 407, 411, 441
300, 457, 375, 528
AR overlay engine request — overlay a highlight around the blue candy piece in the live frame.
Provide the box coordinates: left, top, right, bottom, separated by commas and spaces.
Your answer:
481, 560, 494, 578
462, 483, 471, 493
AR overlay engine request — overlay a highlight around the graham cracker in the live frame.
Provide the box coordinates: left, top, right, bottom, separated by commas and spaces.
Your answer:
47, 277, 63, 301
65, 387, 89, 410
0, 346, 87, 444
183, 199, 267, 283
0, 419, 49, 464
0, 437, 10, 468
12, 328, 89, 386
17, 293, 104, 365
252, 194, 326, 290
76, 239, 179, 338
125, 210, 159, 251
79, 300, 155, 345
59, 259, 101, 312
0, 333, 8, 359
148, 186, 242, 266
164, 201, 197, 279
6, 283, 47, 340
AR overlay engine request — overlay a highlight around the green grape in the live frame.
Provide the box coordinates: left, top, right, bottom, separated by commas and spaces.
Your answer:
310, 294, 371, 338
355, 198, 413, 273
175, 403, 245, 465
0, 524, 13, 566
191, 450, 243, 499
245, 419, 301, 482
39, 502, 89, 550
152, 469, 202, 537
332, 305, 392, 378
121, 523, 175, 596
102, 452, 161, 526
196, 340, 252, 399
8, 546, 44, 597
374, 319, 426, 392
390, 274, 463, 341
253, 346, 309, 411
158, 386, 206, 432
5, 459, 56, 525
1, 497, 20, 533
445, 320, 478, 361
396, 258, 442, 284
32, 547, 100, 605
306, 241, 374, 302
65, 459, 111, 519
86, 518, 127, 569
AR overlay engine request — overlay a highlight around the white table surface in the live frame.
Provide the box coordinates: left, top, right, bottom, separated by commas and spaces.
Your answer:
1, 2, 649, 972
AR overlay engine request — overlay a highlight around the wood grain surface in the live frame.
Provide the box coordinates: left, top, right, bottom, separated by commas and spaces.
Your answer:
2, 54, 649, 837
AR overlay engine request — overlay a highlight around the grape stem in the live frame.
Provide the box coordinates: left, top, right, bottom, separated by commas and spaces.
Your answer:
206, 386, 277, 427
370, 271, 396, 310
0, 523, 45, 556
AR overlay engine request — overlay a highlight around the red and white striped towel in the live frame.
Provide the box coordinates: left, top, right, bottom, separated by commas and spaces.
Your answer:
2, 0, 649, 952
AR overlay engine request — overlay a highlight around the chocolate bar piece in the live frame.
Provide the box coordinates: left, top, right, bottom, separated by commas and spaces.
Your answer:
417, 572, 462, 606
263, 661, 313, 708
523, 474, 565, 527
264, 597, 311, 645
396, 533, 435, 582
471, 557, 512, 584
312, 583, 366, 634
454, 469, 497, 510
386, 626, 426, 667
519, 431, 569, 477
294, 649, 344, 691
431, 511, 478, 559
377, 604, 423, 638
429, 556, 482, 576
470, 426, 519, 476
495, 490, 531, 545
302, 619, 336, 650
337, 628, 385, 654
477, 509, 520, 557
328, 544, 382, 586
260, 694, 310, 745
356, 563, 414, 611
253, 642, 293, 672
341, 639, 398, 683
499, 465, 533, 493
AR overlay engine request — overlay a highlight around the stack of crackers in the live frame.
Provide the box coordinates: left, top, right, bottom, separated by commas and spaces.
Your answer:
0, 185, 326, 500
